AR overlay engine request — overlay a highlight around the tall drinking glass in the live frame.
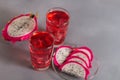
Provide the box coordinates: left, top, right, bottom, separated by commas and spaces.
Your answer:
46, 7, 70, 47
29, 31, 54, 70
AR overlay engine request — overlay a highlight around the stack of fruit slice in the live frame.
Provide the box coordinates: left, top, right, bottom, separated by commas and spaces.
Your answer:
53, 46, 93, 80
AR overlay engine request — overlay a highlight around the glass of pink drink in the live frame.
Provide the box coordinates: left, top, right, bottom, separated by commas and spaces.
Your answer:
29, 31, 54, 70
46, 7, 70, 47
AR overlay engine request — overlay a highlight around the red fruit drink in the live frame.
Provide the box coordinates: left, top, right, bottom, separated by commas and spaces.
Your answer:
29, 31, 54, 70
46, 7, 70, 46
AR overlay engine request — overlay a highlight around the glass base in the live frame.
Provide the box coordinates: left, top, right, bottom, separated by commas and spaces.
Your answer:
54, 42, 64, 48
32, 66, 49, 71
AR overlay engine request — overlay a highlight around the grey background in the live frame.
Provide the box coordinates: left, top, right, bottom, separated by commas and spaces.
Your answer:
0, 0, 120, 80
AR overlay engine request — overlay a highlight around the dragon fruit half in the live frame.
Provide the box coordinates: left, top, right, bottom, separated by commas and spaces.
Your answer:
2, 14, 38, 43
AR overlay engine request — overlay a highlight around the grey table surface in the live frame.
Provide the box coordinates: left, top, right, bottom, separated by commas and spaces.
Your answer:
0, 0, 120, 80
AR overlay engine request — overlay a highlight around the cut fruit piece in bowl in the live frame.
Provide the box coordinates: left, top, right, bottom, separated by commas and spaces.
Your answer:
75, 46, 93, 61
52, 57, 100, 80
52, 45, 99, 80
53, 46, 72, 66
69, 51, 91, 68
60, 61, 89, 80
65, 56, 89, 69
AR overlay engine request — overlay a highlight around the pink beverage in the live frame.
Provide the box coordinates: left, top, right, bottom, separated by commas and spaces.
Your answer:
29, 31, 54, 70
46, 7, 70, 46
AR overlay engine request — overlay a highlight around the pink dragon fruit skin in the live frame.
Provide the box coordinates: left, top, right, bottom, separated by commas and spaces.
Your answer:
2, 14, 38, 43
65, 56, 89, 69
60, 61, 89, 80
75, 46, 94, 61
53, 46, 73, 66
69, 51, 92, 68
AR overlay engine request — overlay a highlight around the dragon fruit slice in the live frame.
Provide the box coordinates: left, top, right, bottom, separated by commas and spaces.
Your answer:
66, 56, 88, 69
70, 51, 91, 68
76, 46, 93, 61
60, 61, 89, 80
53, 46, 72, 66
2, 14, 38, 43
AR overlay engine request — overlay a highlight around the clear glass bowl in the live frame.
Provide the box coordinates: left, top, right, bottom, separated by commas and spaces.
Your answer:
51, 44, 100, 80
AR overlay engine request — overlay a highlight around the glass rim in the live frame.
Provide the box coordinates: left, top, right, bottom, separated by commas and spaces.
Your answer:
29, 31, 55, 49
47, 7, 70, 16
46, 7, 70, 26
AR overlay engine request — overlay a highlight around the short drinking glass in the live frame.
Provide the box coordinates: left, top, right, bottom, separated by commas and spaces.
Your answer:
29, 31, 54, 70
46, 7, 70, 46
